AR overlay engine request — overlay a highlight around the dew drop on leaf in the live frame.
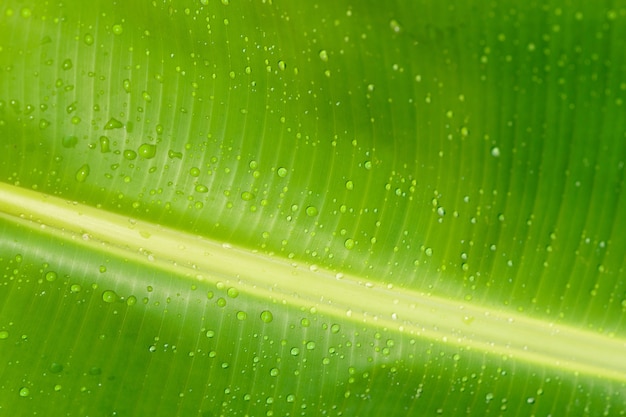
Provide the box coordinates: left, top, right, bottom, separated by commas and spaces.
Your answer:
102, 290, 118, 303
260, 310, 273, 323
104, 117, 123, 130
45, 271, 58, 282
19, 387, 30, 397
305, 206, 318, 217
75, 164, 90, 183
227, 287, 239, 298
138, 143, 156, 159
241, 191, 255, 201
62, 136, 78, 148
99, 136, 110, 153
236, 311, 247, 320
0, 330, 9, 339
62, 59, 72, 70
49, 362, 63, 373
123, 150, 137, 160
277, 167, 287, 177
319, 49, 329, 62
344, 238, 355, 250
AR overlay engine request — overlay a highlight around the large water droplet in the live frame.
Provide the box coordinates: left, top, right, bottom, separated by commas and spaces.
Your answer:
62, 135, 78, 148
305, 206, 318, 217
241, 191, 255, 201
319, 50, 329, 62
75, 164, 90, 182
99, 136, 111, 153
102, 290, 118, 303
260, 310, 273, 323
62, 59, 73, 70
104, 117, 123, 130
138, 143, 156, 159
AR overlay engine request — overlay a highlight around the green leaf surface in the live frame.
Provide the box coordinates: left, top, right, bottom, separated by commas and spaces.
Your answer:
1, 0, 625, 416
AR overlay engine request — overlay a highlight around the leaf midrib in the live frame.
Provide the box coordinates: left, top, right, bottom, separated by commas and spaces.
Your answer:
1, 181, 625, 383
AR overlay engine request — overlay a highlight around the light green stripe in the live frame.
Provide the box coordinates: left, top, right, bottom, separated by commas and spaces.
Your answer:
1, 181, 625, 382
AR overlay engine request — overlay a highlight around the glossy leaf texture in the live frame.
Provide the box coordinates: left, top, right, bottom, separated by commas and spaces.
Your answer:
1, 0, 625, 416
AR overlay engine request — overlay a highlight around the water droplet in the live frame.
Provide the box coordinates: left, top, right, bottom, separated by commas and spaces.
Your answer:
221, 0, 229, 4
19, 387, 30, 397
126, 296, 137, 306
364, 160, 372, 170
50, 362, 63, 373
45, 271, 58, 282
0, 330, 9, 339
88, 366, 102, 376
141, 91, 152, 102
236, 311, 247, 320
104, 117, 123, 130
319, 50, 329, 62
227, 287, 239, 298
286, 394, 295, 403
290, 347, 300, 356
300, 318, 310, 327
102, 290, 118, 303
20, 8, 32, 18
278, 60, 286, 71
75, 164, 90, 182
138, 143, 156, 159
112, 24, 123, 35
62, 59, 73, 70
122, 79, 131, 93
344, 238, 355, 250
305, 206, 318, 217
425, 247, 433, 256
306, 341, 316, 350
270, 368, 279, 377
345, 180, 354, 190
84, 33, 94, 46
331, 324, 340, 333
389, 19, 402, 33
123, 150, 137, 160
62, 135, 78, 148
260, 310, 273, 323
491, 146, 501, 157
241, 191, 255, 201
70, 284, 82, 293
98, 136, 110, 153
195, 184, 208, 193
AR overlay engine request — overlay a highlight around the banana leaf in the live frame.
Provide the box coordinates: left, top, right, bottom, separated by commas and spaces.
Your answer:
1, 0, 625, 415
